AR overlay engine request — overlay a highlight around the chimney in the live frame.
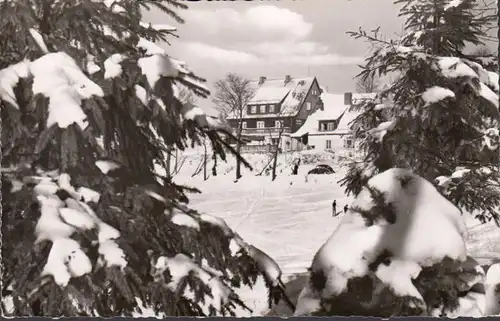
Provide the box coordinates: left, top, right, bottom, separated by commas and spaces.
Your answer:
259, 76, 266, 85
284, 75, 292, 85
344, 92, 353, 105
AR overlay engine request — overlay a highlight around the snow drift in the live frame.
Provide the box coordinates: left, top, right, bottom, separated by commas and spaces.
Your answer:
294, 168, 490, 317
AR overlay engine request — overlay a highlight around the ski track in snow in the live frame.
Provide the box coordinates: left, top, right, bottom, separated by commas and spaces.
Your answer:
186, 172, 350, 279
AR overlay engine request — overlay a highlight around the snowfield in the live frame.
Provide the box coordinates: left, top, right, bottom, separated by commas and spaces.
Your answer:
172, 151, 500, 316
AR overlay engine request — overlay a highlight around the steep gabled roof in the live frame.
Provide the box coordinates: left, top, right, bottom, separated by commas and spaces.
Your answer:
331, 93, 376, 135
291, 92, 376, 137
227, 76, 316, 119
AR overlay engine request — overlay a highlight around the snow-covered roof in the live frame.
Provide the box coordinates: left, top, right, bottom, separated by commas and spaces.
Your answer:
251, 86, 291, 104
291, 92, 374, 137
331, 108, 361, 135
319, 93, 349, 119
227, 76, 315, 119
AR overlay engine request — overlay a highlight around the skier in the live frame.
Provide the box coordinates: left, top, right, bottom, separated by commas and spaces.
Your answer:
344, 204, 348, 214
332, 200, 337, 216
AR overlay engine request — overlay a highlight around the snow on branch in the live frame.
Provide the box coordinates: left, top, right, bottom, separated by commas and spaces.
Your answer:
139, 21, 177, 32
479, 83, 499, 108
152, 253, 232, 312
0, 60, 30, 109
433, 57, 499, 108
86, 55, 101, 74
1, 52, 103, 129
444, 0, 463, 10
137, 38, 165, 55
101, 0, 126, 13
31, 53, 103, 129
32, 172, 125, 287
421, 86, 456, 106
171, 211, 200, 230
436, 57, 478, 79
104, 53, 126, 79
135, 37, 208, 95
367, 120, 396, 142
28, 28, 49, 54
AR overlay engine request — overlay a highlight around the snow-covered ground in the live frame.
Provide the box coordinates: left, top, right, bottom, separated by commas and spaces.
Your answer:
172, 150, 500, 316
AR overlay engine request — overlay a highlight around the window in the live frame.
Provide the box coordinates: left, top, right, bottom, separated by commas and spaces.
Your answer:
271, 138, 279, 145
275, 120, 282, 128
251, 105, 256, 114
269, 104, 275, 113
327, 122, 335, 131
296, 119, 303, 125
257, 121, 265, 129
326, 140, 332, 149
344, 138, 353, 149
242, 121, 247, 129
321, 123, 327, 131
306, 101, 312, 111
260, 105, 266, 113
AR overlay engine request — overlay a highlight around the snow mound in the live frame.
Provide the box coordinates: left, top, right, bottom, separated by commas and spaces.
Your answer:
294, 168, 481, 317
485, 263, 500, 315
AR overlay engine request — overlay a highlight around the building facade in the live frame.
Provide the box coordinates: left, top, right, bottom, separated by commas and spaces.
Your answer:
291, 92, 376, 159
226, 75, 322, 153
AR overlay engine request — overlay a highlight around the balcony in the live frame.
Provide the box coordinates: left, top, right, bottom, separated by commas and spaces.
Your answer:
241, 127, 292, 135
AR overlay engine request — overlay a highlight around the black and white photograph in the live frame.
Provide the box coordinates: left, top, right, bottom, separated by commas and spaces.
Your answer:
1, 0, 499, 317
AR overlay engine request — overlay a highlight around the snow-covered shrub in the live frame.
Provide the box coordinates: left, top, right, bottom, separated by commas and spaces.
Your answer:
296, 169, 488, 317
298, 151, 335, 166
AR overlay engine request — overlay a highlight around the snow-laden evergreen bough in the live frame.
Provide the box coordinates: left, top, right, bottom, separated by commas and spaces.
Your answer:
0, 0, 290, 316
296, 168, 499, 317
340, 0, 500, 223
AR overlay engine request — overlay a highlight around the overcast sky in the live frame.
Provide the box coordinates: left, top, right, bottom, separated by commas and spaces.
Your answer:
141, 0, 479, 116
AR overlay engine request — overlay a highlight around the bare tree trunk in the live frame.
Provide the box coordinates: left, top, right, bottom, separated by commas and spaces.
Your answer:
235, 114, 243, 180
175, 148, 178, 173
166, 147, 172, 179
271, 125, 285, 181
203, 141, 208, 181
212, 152, 218, 176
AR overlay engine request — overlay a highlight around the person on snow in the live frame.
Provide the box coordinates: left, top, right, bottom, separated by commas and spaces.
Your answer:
332, 200, 337, 216
292, 158, 301, 175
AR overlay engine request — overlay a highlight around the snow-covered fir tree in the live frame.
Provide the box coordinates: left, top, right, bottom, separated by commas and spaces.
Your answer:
340, 0, 500, 224
1, 0, 290, 316
293, 0, 500, 317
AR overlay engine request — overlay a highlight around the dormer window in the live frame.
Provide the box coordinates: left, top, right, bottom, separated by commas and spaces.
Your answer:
251, 105, 257, 114
306, 101, 312, 111
260, 105, 266, 113
269, 104, 275, 113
